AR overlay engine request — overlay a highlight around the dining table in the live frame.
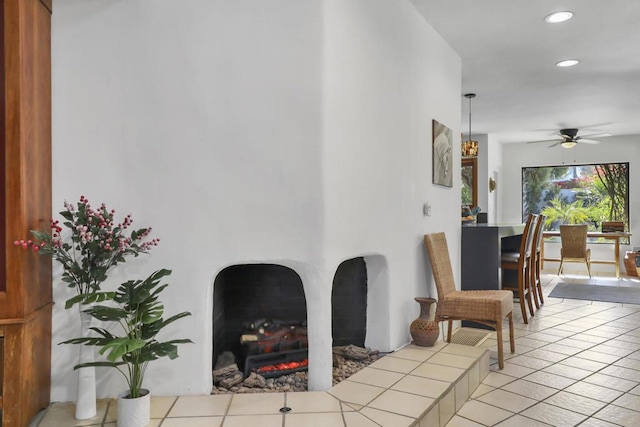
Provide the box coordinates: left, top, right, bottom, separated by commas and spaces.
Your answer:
541, 231, 632, 278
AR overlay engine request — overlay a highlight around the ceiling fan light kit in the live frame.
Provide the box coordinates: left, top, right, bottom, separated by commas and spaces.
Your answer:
545, 11, 573, 24
556, 59, 579, 67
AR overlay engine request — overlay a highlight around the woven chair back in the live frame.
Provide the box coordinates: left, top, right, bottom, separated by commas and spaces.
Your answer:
521, 214, 538, 258
559, 224, 589, 258
532, 214, 547, 253
424, 232, 457, 299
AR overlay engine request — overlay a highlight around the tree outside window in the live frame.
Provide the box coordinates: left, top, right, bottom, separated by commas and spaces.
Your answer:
522, 163, 629, 243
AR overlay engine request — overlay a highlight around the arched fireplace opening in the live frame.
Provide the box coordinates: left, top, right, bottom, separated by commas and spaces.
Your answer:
332, 257, 367, 347
212, 264, 307, 376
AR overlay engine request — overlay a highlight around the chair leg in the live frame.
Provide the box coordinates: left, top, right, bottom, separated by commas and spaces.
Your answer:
508, 312, 515, 353
586, 259, 592, 278
536, 258, 544, 305
447, 320, 453, 343
530, 262, 540, 309
518, 269, 529, 324
558, 258, 564, 276
525, 267, 535, 318
496, 317, 504, 369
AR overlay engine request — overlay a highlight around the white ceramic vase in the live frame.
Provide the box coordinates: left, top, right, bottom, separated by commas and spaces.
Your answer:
118, 389, 151, 427
75, 308, 97, 420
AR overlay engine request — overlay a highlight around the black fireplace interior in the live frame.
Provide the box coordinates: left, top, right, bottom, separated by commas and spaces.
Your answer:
213, 258, 368, 374
332, 257, 367, 347
213, 264, 307, 372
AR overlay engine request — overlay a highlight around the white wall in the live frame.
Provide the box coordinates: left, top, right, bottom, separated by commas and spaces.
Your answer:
462, 133, 501, 223
501, 135, 640, 268
323, 0, 461, 352
51, 0, 461, 400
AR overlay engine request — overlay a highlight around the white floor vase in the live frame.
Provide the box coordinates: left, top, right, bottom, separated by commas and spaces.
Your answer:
117, 389, 150, 427
75, 308, 97, 420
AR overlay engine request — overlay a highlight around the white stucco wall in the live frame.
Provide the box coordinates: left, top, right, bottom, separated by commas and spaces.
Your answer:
323, 0, 461, 353
51, 0, 461, 400
486, 134, 502, 224
501, 135, 640, 269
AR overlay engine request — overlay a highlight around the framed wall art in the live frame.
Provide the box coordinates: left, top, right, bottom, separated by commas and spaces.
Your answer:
432, 119, 453, 187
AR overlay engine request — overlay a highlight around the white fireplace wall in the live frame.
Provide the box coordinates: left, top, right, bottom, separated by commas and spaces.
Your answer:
50, 0, 461, 400
323, 0, 462, 353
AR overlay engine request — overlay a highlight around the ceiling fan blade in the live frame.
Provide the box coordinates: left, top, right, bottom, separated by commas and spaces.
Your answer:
577, 138, 601, 144
526, 138, 561, 144
547, 141, 562, 148
579, 132, 612, 139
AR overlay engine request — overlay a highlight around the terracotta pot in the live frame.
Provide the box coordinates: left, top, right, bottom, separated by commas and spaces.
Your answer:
410, 297, 439, 347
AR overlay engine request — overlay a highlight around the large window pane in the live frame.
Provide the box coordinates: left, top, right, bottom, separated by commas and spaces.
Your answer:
522, 162, 629, 242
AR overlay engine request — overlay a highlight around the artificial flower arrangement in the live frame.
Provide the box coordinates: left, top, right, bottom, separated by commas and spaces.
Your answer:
14, 195, 160, 307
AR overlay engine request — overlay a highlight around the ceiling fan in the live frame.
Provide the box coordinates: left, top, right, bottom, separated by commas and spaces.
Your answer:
527, 128, 612, 148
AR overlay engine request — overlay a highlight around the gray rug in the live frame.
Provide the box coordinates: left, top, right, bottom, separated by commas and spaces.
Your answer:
549, 283, 640, 304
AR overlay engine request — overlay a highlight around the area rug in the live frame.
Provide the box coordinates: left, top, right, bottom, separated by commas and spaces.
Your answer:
549, 283, 640, 304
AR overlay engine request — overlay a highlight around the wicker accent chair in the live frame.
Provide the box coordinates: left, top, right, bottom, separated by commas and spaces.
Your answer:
424, 232, 515, 369
501, 214, 538, 324
530, 214, 547, 308
558, 224, 592, 277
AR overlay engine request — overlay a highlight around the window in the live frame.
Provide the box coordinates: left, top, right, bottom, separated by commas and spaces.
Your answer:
522, 162, 629, 241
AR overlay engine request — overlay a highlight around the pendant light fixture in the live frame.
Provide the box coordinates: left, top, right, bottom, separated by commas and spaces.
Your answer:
462, 93, 478, 157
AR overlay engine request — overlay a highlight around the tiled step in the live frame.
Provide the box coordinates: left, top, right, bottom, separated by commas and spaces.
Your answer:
328, 341, 490, 426
32, 340, 489, 427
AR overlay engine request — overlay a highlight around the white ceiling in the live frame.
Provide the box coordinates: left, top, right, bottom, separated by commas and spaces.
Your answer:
411, 0, 640, 145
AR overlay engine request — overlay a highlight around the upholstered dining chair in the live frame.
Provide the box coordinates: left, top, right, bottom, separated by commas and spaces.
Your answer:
501, 213, 538, 324
424, 232, 515, 369
558, 224, 592, 277
530, 213, 547, 308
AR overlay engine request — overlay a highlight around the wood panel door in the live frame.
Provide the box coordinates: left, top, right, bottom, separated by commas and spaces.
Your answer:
1, 0, 53, 425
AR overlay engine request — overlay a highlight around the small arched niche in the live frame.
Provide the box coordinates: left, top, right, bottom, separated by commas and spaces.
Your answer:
331, 257, 367, 347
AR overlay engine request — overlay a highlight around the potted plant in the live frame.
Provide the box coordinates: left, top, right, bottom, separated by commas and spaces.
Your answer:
15, 196, 160, 420
63, 269, 192, 427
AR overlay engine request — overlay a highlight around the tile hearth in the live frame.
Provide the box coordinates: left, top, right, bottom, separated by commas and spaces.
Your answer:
31, 342, 488, 427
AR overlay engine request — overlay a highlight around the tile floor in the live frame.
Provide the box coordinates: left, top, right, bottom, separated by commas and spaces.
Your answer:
450, 267, 640, 427
31, 267, 640, 426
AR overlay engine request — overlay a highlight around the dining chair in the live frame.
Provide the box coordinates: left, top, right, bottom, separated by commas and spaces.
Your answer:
530, 213, 547, 308
558, 224, 592, 277
424, 232, 515, 369
500, 213, 538, 324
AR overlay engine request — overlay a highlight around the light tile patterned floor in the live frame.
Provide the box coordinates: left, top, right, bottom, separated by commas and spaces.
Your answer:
454, 268, 640, 426
31, 269, 640, 426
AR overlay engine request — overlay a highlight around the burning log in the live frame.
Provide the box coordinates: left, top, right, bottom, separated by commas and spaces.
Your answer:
241, 318, 308, 354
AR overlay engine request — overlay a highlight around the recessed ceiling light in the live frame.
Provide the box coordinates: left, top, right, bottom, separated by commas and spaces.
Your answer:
556, 59, 579, 67
545, 11, 573, 23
